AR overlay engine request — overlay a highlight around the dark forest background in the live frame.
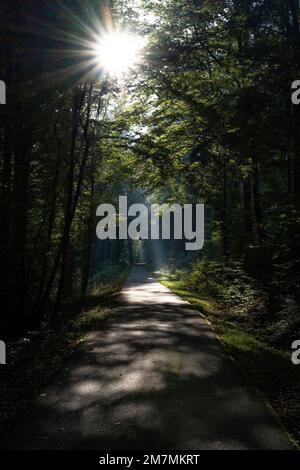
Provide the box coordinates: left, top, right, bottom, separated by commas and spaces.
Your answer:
1, 0, 300, 440
1, 0, 300, 338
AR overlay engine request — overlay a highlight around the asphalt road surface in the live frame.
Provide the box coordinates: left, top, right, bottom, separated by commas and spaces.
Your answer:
0, 266, 292, 450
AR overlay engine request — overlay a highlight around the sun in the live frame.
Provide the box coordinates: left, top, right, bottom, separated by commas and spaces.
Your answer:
94, 31, 145, 76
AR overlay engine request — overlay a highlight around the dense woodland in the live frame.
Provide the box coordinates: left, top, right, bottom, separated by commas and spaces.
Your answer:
0, 0, 300, 349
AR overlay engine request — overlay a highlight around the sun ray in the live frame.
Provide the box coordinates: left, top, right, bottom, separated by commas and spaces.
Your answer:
11, 1, 147, 86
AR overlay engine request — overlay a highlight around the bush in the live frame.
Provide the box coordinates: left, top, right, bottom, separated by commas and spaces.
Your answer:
91, 262, 128, 292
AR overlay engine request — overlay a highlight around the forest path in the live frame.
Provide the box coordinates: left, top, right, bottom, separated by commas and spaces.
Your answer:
1, 266, 292, 450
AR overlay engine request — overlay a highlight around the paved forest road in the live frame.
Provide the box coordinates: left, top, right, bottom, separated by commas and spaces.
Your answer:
1, 267, 292, 450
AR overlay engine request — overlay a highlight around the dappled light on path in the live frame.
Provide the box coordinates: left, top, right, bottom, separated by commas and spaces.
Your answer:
0, 267, 292, 450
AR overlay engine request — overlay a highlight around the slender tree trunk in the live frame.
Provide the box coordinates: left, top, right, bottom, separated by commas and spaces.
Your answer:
128, 238, 133, 266
243, 175, 254, 245
54, 83, 93, 316
12, 142, 31, 320
286, 84, 293, 195
252, 157, 264, 244
221, 156, 229, 263
81, 174, 95, 297
36, 150, 61, 308
40, 86, 86, 314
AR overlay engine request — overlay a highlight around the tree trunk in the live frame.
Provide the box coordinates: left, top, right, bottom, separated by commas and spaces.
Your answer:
81, 173, 95, 297
252, 157, 264, 244
243, 175, 254, 245
54, 83, 93, 316
221, 156, 229, 263
40, 86, 86, 314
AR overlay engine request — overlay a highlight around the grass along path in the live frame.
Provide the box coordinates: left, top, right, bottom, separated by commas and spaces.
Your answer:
157, 274, 300, 449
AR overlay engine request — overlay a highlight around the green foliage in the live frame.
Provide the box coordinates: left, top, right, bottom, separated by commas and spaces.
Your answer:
160, 255, 300, 350
91, 262, 129, 296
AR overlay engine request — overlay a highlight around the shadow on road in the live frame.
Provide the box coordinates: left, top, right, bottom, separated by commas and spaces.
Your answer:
0, 267, 292, 450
